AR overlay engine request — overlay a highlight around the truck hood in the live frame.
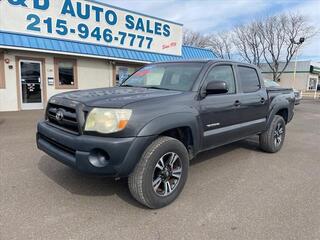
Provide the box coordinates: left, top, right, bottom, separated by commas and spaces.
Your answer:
53, 87, 182, 108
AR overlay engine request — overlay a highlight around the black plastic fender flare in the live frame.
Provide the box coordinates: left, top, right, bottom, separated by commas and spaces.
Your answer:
137, 112, 202, 154
266, 103, 289, 129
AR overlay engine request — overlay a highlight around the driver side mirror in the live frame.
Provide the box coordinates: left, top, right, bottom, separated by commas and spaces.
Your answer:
206, 81, 229, 94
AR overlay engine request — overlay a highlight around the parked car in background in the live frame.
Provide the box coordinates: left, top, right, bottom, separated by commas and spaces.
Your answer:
264, 79, 302, 105
263, 79, 281, 88
293, 90, 303, 105
37, 61, 295, 208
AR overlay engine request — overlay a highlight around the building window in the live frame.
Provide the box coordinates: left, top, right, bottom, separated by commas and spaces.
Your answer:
115, 65, 141, 85
0, 53, 5, 89
308, 77, 318, 90
54, 58, 77, 89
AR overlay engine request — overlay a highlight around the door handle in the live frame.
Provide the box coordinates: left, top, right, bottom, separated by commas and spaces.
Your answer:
234, 100, 241, 107
260, 98, 266, 104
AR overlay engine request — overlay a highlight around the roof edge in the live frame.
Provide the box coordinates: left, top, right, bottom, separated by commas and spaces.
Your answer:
0, 31, 215, 62
0, 30, 185, 58
0, 45, 151, 63
182, 45, 213, 53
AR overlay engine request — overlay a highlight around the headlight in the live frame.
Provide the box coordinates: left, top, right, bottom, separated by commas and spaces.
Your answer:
85, 108, 132, 134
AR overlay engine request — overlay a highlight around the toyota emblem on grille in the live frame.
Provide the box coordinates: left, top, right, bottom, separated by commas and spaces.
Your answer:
55, 110, 64, 121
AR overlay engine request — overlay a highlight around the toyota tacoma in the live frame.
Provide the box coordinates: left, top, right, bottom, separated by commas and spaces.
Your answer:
37, 60, 295, 208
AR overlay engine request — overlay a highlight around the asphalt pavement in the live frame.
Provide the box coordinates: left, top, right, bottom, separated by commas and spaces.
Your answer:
1, 101, 320, 240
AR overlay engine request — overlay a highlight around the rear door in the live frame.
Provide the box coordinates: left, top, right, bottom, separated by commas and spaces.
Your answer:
236, 65, 268, 134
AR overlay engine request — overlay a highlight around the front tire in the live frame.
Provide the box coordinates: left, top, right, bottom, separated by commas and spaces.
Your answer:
128, 136, 189, 209
260, 115, 286, 153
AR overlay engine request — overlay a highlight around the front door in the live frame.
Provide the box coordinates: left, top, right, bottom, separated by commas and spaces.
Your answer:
199, 64, 243, 150
19, 60, 43, 110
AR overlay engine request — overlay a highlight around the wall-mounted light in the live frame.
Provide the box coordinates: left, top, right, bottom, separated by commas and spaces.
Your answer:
4, 58, 10, 64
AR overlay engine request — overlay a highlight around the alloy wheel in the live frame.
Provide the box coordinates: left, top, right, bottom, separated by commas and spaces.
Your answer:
274, 122, 284, 147
152, 152, 182, 197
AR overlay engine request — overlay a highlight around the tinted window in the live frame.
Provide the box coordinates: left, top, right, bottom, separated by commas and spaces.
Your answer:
58, 61, 75, 86
122, 63, 204, 91
238, 66, 260, 93
205, 65, 236, 94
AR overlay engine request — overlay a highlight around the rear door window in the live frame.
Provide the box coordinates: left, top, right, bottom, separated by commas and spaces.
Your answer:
238, 66, 260, 93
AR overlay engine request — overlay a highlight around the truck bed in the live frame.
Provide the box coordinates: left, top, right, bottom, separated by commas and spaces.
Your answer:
266, 87, 294, 101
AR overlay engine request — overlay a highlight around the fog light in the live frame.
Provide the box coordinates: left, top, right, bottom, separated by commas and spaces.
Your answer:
88, 150, 109, 168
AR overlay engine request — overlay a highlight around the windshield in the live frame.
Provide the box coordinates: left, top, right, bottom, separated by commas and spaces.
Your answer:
121, 63, 204, 91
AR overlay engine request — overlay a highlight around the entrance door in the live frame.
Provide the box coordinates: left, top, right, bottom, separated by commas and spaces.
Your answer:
19, 60, 43, 110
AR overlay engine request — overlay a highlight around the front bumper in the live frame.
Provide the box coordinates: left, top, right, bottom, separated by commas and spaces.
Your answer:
37, 121, 155, 177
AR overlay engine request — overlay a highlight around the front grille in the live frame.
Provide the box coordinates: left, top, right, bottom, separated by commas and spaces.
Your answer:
47, 103, 80, 134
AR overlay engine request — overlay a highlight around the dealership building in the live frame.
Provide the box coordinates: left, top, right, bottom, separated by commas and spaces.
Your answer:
261, 61, 320, 92
0, 0, 214, 112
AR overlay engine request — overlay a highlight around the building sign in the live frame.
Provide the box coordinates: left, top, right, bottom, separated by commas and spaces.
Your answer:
0, 0, 183, 56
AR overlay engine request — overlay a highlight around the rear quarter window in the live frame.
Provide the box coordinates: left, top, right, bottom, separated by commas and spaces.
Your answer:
238, 66, 261, 93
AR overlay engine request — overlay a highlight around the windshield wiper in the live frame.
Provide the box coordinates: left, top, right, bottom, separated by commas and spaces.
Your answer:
144, 86, 171, 91
121, 85, 172, 91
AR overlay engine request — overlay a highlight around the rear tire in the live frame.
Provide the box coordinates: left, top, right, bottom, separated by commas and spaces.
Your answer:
260, 115, 286, 153
128, 136, 189, 209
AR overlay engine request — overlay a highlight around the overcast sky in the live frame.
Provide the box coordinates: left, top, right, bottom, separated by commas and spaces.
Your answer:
101, 0, 320, 61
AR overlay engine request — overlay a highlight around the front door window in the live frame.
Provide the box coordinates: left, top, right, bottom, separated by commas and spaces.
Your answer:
20, 60, 43, 110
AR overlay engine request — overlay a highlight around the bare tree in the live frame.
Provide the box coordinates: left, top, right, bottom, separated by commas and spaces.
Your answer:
183, 29, 233, 59
231, 12, 316, 80
183, 12, 317, 81
207, 32, 233, 59
232, 22, 264, 67
182, 29, 210, 48
257, 13, 316, 81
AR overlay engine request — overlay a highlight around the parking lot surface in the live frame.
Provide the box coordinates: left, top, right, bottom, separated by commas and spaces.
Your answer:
1, 101, 320, 240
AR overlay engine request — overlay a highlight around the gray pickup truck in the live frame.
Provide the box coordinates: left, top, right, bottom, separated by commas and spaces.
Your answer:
37, 60, 295, 208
